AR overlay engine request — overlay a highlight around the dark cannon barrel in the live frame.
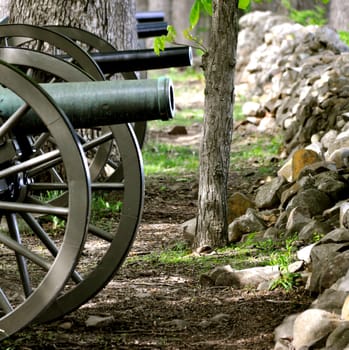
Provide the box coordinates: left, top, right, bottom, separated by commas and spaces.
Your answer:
135, 11, 165, 22
90, 46, 193, 73
0, 77, 174, 134
137, 21, 168, 38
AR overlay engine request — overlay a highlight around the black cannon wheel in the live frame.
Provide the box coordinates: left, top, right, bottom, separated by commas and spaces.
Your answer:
0, 46, 145, 322
0, 60, 90, 340
46, 25, 148, 148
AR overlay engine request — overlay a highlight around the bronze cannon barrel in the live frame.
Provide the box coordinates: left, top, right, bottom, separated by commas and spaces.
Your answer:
0, 77, 174, 134
90, 46, 193, 73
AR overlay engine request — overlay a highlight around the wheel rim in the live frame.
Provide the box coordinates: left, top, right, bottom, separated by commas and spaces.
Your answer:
0, 60, 90, 339
0, 45, 144, 322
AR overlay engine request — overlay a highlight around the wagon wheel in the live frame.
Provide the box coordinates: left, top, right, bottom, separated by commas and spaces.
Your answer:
0, 46, 144, 322
0, 23, 115, 181
46, 25, 148, 149
0, 60, 90, 340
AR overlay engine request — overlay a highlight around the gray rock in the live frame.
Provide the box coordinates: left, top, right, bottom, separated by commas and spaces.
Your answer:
296, 243, 316, 264
309, 247, 349, 293
274, 314, 298, 349
332, 269, 349, 292
285, 207, 312, 235
228, 208, 266, 243
181, 217, 196, 244
292, 309, 341, 350
286, 188, 332, 216
85, 315, 115, 327
255, 176, 285, 209
298, 219, 332, 243
326, 321, 349, 350
311, 289, 349, 315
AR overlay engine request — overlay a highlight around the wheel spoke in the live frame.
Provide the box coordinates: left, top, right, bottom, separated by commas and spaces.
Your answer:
6, 213, 33, 297
0, 288, 13, 314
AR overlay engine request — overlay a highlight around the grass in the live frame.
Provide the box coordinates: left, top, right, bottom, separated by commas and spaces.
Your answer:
143, 142, 199, 176
126, 232, 301, 290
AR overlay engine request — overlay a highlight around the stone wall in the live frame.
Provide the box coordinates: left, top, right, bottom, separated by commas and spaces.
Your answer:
235, 11, 349, 349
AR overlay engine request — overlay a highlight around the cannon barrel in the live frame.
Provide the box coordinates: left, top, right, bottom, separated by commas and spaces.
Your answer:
90, 46, 193, 73
137, 21, 168, 38
135, 11, 165, 22
0, 77, 174, 134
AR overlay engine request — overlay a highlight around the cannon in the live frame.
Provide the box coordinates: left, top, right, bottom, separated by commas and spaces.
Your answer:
0, 57, 175, 339
88, 46, 193, 73
0, 77, 174, 133
0, 31, 178, 340
137, 21, 168, 38
0, 24, 192, 147
135, 11, 168, 38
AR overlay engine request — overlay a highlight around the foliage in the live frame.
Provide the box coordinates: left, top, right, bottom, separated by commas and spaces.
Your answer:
339, 31, 349, 47
269, 235, 301, 291
154, 0, 250, 54
91, 195, 122, 222
289, 5, 327, 26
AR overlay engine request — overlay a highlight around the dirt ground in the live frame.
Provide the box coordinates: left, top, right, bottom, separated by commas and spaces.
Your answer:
3, 75, 313, 349
4, 142, 313, 350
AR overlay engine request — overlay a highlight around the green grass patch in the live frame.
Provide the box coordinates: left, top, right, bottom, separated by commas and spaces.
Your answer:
148, 107, 203, 129
126, 232, 301, 291
143, 142, 199, 176
230, 133, 282, 172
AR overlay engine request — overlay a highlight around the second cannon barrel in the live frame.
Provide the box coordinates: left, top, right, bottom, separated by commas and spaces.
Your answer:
0, 77, 174, 134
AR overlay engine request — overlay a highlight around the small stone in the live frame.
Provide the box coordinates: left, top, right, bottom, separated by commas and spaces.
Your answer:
227, 192, 255, 223
210, 313, 230, 324
297, 244, 316, 264
168, 125, 188, 135
292, 149, 322, 181
58, 321, 73, 330
85, 315, 115, 327
242, 101, 261, 116
181, 217, 196, 243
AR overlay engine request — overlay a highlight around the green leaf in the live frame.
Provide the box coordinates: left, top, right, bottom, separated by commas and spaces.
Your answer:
200, 0, 212, 16
154, 37, 164, 55
238, 0, 250, 10
189, 0, 201, 28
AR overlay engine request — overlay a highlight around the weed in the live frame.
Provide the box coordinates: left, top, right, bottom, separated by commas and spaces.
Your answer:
143, 142, 199, 175
268, 235, 301, 291
91, 195, 123, 223
312, 231, 324, 243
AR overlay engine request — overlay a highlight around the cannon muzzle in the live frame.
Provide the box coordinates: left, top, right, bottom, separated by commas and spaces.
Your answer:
90, 46, 193, 73
0, 77, 174, 134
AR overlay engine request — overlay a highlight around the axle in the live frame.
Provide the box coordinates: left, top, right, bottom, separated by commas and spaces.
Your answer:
0, 77, 174, 134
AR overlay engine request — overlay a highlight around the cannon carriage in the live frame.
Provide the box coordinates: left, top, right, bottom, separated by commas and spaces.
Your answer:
0, 23, 192, 340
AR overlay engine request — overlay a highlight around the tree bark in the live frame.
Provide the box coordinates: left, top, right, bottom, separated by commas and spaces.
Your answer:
8, 0, 137, 50
328, 0, 349, 31
194, 0, 238, 249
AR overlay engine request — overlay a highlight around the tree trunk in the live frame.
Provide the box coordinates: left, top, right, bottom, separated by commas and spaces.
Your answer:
8, 0, 137, 50
194, 0, 238, 249
328, 0, 349, 31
